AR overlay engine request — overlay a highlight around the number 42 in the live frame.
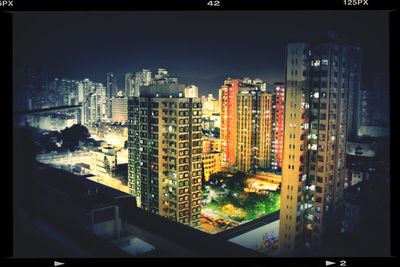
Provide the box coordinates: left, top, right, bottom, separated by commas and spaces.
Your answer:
207, 1, 220, 6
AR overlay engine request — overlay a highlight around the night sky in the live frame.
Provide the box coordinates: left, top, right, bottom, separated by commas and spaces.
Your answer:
13, 11, 389, 96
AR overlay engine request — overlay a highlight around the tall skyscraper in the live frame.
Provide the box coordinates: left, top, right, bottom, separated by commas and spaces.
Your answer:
346, 45, 362, 141
125, 72, 134, 97
128, 80, 202, 227
369, 73, 389, 126
236, 86, 273, 173
271, 82, 285, 170
81, 81, 105, 127
97, 83, 107, 121
279, 41, 360, 254
77, 82, 84, 104
219, 78, 240, 166
106, 72, 118, 118
358, 89, 369, 126
134, 69, 152, 97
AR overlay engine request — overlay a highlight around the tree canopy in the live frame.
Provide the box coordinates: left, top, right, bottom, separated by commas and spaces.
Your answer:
60, 124, 90, 150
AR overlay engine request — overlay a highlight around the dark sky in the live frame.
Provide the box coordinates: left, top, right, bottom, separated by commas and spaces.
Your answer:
13, 11, 390, 96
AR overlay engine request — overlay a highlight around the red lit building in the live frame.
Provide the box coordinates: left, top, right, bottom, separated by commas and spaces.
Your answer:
219, 78, 240, 166
271, 82, 285, 169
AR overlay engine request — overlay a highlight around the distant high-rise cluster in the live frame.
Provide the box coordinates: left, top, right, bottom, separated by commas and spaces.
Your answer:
219, 78, 285, 173
81, 79, 106, 126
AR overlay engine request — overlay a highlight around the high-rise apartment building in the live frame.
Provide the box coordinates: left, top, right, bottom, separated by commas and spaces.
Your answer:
106, 72, 118, 118
236, 86, 273, 173
279, 41, 360, 254
81, 81, 106, 127
219, 78, 240, 166
125, 72, 134, 97
346, 45, 362, 141
271, 82, 285, 169
369, 73, 389, 126
358, 89, 369, 126
128, 82, 202, 227
134, 69, 152, 97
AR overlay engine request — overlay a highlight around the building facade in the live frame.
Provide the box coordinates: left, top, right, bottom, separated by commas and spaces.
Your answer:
279, 41, 359, 254
128, 84, 203, 227
202, 152, 222, 182
271, 83, 285, 170
202, 137, 222, 154
90, 145, 118, 178
202, 137, 222, 182
236, 87, 273, 173
112, 97, 128, 123
125, 72, 134, 97
106, 72, 118, 118
219, 78, 240, 166
201, 94, 219, 115
81, 82, 106, 127
134, 69, 152, 97
184, 85, 199, 98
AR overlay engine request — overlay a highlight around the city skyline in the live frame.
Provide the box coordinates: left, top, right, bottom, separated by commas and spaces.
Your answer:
11, 10, 391, 258
13, 11, 389, 97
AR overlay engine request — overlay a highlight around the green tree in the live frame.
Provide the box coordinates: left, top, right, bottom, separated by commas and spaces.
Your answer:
255, 201, 267, 216
208, 172, 227, 186
60, 124, 90, 150
226, 172, 247, 191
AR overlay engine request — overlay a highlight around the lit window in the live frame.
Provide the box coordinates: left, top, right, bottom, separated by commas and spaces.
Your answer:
311, 60, 320, 67
311, 144, 317, 150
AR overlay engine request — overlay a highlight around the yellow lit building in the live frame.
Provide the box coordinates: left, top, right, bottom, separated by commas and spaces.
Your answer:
202, 152, 222, 182
236, 87, 273, 173
202, 137, 222, 154
201, 93, 219, 118
279, 42, 357, 254
184, 85, 199, 98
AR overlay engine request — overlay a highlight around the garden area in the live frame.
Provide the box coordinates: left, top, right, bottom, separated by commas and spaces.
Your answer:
201, 171, 280, 223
